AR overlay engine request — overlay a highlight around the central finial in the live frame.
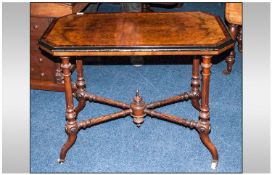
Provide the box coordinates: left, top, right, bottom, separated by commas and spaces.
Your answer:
134, 89, 142, 104
130, 90, 146, 128
136, 89, 139, 96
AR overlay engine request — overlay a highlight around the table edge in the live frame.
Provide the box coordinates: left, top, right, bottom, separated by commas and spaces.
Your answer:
39, 11, 234, 57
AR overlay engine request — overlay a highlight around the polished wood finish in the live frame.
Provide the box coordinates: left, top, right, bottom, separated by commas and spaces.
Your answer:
31, 3, 74, 18
145, 109, 197, 128
74, 59, 86, 116
39, 12, 233, 57
78, 109, 132, 129
39, 12, 233, 169
224, 3, 242, 74
30, 3, 88, 91
31, 3, 89, 17
58, 56, 77, 163
191, 56, 201, 110
31, 79, 66, 92
146, 91, 195, 109
39, 46, 234, 57
86, 92, 130, 109
225, 3, 242, 25
199, 56, 218, 167
223, 24, 238, 75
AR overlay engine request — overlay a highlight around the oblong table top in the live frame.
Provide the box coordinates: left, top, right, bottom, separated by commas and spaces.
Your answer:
39, 12, 234, 56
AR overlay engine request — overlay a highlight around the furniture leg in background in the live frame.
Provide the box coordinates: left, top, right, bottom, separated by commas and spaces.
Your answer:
74, 59, 87, 116
223, 2, 242, 75
237, 26, 243, 52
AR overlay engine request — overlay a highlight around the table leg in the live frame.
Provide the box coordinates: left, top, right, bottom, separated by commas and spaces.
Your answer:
223, 24, 238, 75
191, 56, 200, 111
198, 56, 218, 169
74, 58, 87, 116
58, 56, 78, 164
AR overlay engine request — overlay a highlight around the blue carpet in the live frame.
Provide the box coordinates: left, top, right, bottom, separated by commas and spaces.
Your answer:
30, 3, 242, 173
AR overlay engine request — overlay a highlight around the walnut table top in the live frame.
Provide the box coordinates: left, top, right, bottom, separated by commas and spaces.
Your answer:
39, 12, 234, 57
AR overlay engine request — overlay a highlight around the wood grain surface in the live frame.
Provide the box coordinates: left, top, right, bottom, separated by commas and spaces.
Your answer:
40, 12, 233, 56
225, 3, 242, 25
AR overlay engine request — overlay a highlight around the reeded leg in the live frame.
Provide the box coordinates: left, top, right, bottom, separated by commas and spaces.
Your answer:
74, 59, 86, 116
58, 56, 79, 164
197, 56, 218, 169
223, 24, 238, 75
191, 56, 200, 111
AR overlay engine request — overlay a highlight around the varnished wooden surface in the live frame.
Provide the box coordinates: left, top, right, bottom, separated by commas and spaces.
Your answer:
225, 3, 242, 25
31, 3, 88, 17
40, 12, 233, 56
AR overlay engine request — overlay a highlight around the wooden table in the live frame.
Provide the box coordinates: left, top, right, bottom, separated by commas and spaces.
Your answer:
39, 12, 234, 169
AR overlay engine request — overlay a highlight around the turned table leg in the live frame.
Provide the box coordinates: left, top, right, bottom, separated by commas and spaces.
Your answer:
223, 24, 238, 75
74, 58, 87, 116
198, 56, 218, 169
58, 56, 79, 164
191, 56, 200, 111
